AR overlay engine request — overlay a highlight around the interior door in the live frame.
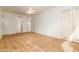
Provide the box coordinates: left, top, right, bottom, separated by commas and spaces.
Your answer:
61, 9, 73, 38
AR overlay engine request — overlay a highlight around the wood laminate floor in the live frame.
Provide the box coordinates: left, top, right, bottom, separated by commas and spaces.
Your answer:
0, 32, 79, 52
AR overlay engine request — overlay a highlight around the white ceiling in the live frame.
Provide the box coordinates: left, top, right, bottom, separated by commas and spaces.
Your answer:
2, 6, 53, 15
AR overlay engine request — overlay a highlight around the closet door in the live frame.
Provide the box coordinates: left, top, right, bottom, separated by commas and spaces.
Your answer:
72, 8, 79, 41
16, 16, 31, 32
74, 8, 79, 29
61, 9, 73, 38
22, 17, 31, 32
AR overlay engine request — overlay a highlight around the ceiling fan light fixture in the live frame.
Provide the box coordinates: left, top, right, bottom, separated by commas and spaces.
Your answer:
26, 8, 38, 15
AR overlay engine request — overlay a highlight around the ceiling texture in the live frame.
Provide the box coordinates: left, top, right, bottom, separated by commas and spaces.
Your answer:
2, 6, 53, 15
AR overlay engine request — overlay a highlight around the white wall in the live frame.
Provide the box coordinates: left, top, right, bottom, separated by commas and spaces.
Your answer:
32, 6, 73, 38
2, 12, 31, 35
